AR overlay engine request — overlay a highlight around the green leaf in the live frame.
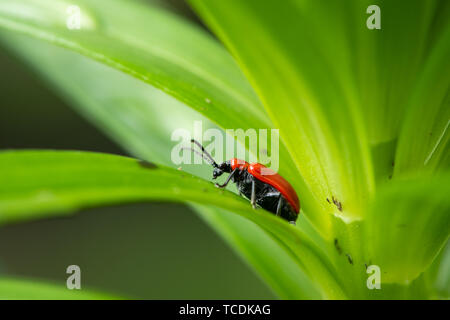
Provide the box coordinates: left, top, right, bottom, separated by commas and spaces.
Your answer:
188, 0, 376, 225
0, 31, 306, 199
0, 277, 119, 299
0, 3, 339, 300
2, 0, 448, 300
354, 0, 445, 145
0, 0, 268, 131
0, 0, 307, 230
365, 174, 450, 283
394, 12, 450, 177
0, 33, 219, 171
0, 35, 329, 299
0, 150, 246, 223
431, 241, 450, 298
0, 150, 346, 298
192, 204, 321, 299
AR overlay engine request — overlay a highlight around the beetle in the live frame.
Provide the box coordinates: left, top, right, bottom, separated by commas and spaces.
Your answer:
184, 139, 300, 224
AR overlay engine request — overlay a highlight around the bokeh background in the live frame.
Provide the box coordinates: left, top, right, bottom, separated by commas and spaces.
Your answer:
0, 0, 275, 299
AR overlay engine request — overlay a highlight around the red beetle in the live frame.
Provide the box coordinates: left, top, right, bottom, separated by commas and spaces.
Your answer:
186, 139, 299, 224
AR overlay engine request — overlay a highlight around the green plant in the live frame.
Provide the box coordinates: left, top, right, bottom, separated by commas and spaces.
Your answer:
0, 0, 448, 299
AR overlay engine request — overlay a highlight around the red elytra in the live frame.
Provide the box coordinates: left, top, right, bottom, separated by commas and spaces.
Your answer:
230, 158, 300, 213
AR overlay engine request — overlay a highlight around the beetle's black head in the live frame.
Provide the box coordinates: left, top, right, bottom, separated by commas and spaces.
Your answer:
212, 161, 231, 179
186, 139, 232, 179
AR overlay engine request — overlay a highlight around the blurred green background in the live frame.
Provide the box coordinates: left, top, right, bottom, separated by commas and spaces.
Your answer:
0, 0, 275, 299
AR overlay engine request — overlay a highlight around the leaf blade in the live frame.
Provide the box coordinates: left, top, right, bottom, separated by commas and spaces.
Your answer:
0, 6, 304, 220
365, 174, 450, 283
192, 204, 322, 299
0, 0, 271, 138
0, 150, 345, 298
188, 0, 375, 225
0, 35, 333, 298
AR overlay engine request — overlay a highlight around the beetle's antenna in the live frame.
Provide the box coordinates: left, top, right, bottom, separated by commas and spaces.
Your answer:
190, 139, 218, 167
180, 147, 218, 168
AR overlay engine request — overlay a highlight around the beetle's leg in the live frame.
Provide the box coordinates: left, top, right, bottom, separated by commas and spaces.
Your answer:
215, 168, 238, 188
289, 221, 296, 226
251, 179, 256, 209
276, 194, 283, 216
